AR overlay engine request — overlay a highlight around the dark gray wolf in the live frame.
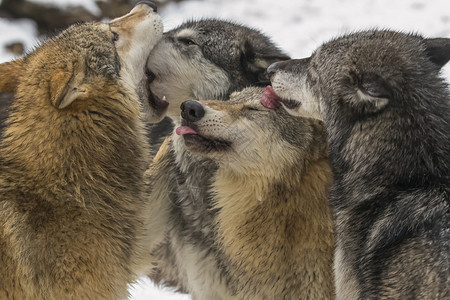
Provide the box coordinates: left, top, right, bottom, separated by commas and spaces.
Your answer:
144, 20, 290, 293
268, 30, 450, 299
145, 19, 290, 152
148, 86, 334, 299
0, 2, 169, 298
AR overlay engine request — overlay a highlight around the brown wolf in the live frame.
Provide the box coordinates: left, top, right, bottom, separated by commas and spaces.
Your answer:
0, 2, 169, 299
150, 87, 335, 299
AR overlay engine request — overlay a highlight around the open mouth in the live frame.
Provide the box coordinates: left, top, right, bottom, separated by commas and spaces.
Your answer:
261, 85, 301, 110
146, 69, 156, 84
146, 69, 168, 115
176, 122, 231, 152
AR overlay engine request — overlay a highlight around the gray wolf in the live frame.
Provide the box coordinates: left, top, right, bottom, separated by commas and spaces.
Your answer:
268, 30, 450, 299
145, 20, 290, 293
145, 19, 290, 153
0, 2, 169, 299
149, 87, 335, 299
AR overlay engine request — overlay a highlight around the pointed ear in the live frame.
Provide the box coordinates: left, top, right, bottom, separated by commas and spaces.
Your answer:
240, 39, 290, 84
0, 58, 25, 93
50, 61, 87, 109
424, 38, 450, 68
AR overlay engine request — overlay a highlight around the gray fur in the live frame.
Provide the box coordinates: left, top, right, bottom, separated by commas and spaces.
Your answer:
146, 20, 289, 295
269, 30, 450, 299
146, 19, 289, 154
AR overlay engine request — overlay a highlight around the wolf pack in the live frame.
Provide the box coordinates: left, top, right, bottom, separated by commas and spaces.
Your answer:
0, 1, 448, 299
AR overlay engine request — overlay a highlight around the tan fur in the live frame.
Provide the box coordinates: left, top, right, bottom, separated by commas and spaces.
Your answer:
214, 160, 334, 299
0, 4, 167, 299
176, 87, 335, 299
0, 59, 24, 93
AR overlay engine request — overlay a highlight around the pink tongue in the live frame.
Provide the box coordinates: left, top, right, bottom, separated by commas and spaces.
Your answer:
261, 86, 282, 109
176, 126, 198, 135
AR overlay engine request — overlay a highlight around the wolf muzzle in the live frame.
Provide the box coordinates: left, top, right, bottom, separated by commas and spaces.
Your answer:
180, 100, 205, 122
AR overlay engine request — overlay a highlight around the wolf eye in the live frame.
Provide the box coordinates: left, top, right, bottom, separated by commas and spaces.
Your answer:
112, 32, 119, 42
179, 37, 196, 46
245, 106, 267, 112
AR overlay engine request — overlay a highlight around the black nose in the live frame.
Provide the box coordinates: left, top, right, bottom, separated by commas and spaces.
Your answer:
180, 100, 205, 122
266, 61, 281, 79
135, 1, 157, 12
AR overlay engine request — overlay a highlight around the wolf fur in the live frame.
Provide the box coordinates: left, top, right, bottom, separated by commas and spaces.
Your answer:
0, 93, 13, 138
268, 30, 450, 299
149, 87, 335, 299
145, 20, 290, 293
145, 19, 290, 153
0, 3, 169, 299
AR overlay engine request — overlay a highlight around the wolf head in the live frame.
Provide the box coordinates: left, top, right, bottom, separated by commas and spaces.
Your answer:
147, 20, 290, 119
268, 30, 450, 120
268, 30, 450, 184
0, 2, 165, 122
175, 87, 327, 177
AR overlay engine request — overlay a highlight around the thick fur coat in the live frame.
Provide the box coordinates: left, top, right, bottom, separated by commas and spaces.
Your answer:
0, 4, 168, 299
269, 30, 450, 299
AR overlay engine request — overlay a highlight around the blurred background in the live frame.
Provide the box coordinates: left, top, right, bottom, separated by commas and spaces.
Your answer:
1, 0, 449, 298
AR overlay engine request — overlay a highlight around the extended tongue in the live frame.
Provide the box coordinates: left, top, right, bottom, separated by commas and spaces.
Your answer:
176, 126, 198, 135
261, 85, 282, 109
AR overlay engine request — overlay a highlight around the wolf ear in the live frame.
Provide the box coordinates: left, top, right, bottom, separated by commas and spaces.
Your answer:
240, 39, 290, 84
424, 38, 450, 68
351, 74, 390, 114
50, 61, 87, 109
0, 58, 25, 93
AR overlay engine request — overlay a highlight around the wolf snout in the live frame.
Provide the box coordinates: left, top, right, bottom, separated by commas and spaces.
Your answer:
180, 100, 205, 122
266, 61, 281, 79
135, 1, 157, 12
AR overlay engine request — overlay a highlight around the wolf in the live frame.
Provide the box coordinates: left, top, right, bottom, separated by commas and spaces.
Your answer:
145, 19, 290, 152
0, 2, 169, 299
149, 86, 335, 299
144, 20, 290, 292
267, 30, 450, 299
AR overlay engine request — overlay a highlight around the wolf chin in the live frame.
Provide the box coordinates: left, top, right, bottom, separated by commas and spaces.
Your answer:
268, 30, 450, 299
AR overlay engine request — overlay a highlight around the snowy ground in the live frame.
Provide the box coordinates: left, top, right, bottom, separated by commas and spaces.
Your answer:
1, 0, 450, 299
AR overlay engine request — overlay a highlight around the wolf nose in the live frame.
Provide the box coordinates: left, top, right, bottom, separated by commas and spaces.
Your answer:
135, 1, 157, 12
180, 100, 205, 122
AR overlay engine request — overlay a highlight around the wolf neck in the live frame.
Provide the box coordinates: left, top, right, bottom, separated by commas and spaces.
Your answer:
1, 98, 149, 202
326, 99, 450, 194
212, 157, 333, 282
213, 158, 332, 222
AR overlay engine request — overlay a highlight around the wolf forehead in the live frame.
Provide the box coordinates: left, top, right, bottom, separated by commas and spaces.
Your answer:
169, 19, 285, 66
41, 23, 121, 77
315, 30, 439, 75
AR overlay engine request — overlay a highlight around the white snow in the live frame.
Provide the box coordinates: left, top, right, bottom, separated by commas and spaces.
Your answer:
0, 0, 449, 299
29, 0, 104, 16
0, 18, 38, 63
158, 0, 450, 81
129, 277, 191, 300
